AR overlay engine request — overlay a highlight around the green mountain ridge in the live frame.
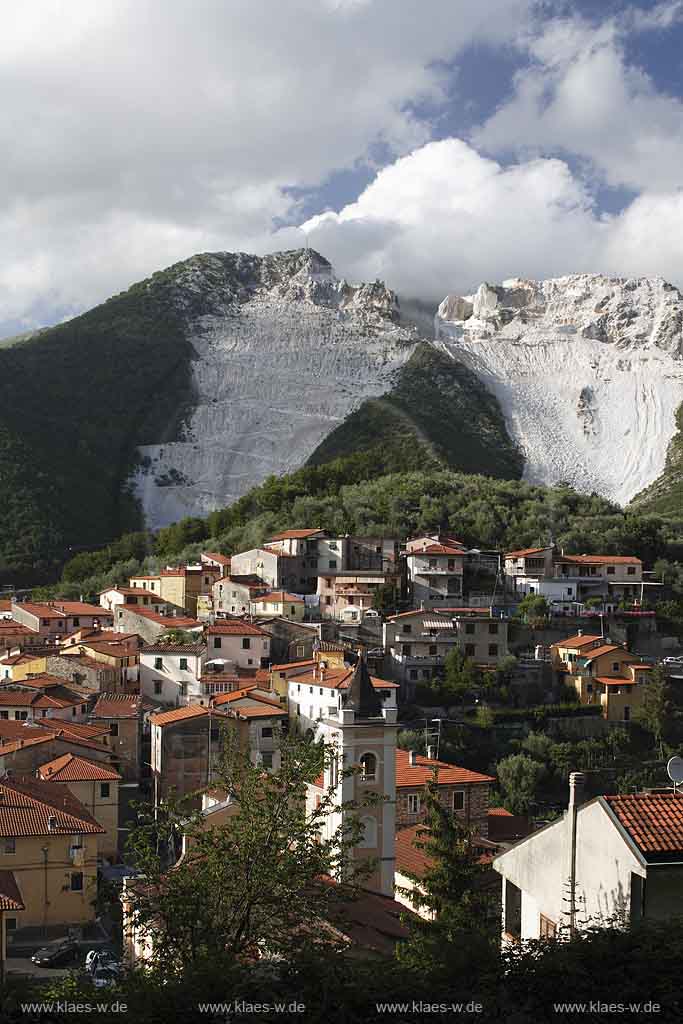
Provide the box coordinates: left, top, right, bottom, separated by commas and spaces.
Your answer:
307, 343, 523, 480
630, 401, 683, 515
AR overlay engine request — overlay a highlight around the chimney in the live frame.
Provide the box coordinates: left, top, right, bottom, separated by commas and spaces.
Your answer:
567, 772, 585, 938
427, 745, 437, 761
408, 750, 417, 766
577, 629, 582, 637
48, 815, 58, 832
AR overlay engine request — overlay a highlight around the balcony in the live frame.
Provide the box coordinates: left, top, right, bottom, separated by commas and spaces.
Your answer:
412, 564, 462, 576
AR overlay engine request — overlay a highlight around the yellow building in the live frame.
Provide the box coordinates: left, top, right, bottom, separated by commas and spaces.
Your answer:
250, 590, 306, 621
0, 776, 104, 931
130, 565, 220, 616
551, 633, 653, 722
37, 753, 121, 860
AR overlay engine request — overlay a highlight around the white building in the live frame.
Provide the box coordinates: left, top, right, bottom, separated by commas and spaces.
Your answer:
206, 621, 271, 670
305, 657, 398, 897
404, 536, 465, 608
140, 641, 207, 706
286, 659, 398, 740
494, 775, 683, 942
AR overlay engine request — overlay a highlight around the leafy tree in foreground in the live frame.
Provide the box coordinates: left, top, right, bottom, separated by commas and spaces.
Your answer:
396, 775, 498, 984
124, 729, 370, 973
634, 665, 671, 759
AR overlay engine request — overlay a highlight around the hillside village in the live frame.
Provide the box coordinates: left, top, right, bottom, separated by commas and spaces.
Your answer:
0, 522, 682, 986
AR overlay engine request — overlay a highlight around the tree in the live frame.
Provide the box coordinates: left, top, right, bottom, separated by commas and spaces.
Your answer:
372, 581, 397, 614
516, 594, 550, 622
397, 776, 498, 983
443, 647, 480, 703
124, 729, 372, 973
634, 666, 670, 759
496, 753, 546, 814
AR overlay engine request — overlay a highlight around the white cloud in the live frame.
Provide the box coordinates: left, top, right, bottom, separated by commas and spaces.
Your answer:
0, 0, 531, 331
473, 7, 683, 192
297, 137, 683, 302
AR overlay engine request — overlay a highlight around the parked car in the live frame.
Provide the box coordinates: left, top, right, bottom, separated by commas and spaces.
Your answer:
92, 966, 120, 989
86, 948, 120, 975
31, 938, 79, 967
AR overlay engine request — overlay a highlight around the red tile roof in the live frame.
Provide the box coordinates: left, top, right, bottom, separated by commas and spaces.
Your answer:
124, 608, 201, 628
150, 704, 214, 727
92, 693, 147, 719
207, 621, 269, 637
38, 753, 121, 782
271, 659, 316, 672
251, 591, 304, 604
554, 634, 603, 650
268, 529, 325, 541
52, 601, 112, 616
288, 666, 399, 692
13, 603, 67, 620
604, 793, 683, 858
583, 644, 631, 661
395, 750, 494, 788
596, 676, 636, 686
202, 552, 231, 566
0, 776, 105, 836
557, 554, 641, 565
100, 587, 162, 599
0, 870, 24, 911
0, 730, 112, 756
505, 547, 549, 559
413, 544, 464, 556
395, 825, 433, 878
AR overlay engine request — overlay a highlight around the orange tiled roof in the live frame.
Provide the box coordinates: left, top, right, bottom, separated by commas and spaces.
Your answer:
583, 644, 632, 661
0, 870, 24, 911
554, 634, 603, 650
395, 750, 494, 788
395, 825, 433, 878
557, 554, 642, 565
596, 676, 636, 686
0, 730, 112, 756
92, 693, 147, 719
268, 529, 325, 541
207, 621, 269, 637
288, 666, 399, 691
51, 601, 111, 616
414, 544, 464, 556
100, 587, 162, 599
505, 547, 549, 559
202, 552, 231, 566
271, 659, 316, 672
251, 591, 304, 604
604, 793, 683, 857
150, 704, 221, 727
38, 753, 121, 782
12, 603, 66, 620
124, 608, 201, 628
0, 776, 105, 836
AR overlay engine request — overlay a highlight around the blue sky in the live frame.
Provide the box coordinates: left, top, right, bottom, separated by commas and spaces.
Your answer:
2, 0, 683, 334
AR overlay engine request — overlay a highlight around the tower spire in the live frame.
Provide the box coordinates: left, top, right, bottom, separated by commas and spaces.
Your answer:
344, 652, 382, 719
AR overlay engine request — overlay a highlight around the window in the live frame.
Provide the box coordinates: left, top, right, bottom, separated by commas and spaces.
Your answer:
429, 645, 437, 655
407, 794, 421, 815
402, 624, 412, 634
409, 669, 418, 680
465, 623, 475, 635
242, 638, 251, 650
606, 566, 615, 575
3, 837, 16, 854
319, 688, 323, 696
586, 683, 593, 694
612, 662, 620, 672
358, 816, 377, 849
488, 644, 498, 657
213, 637, 222, 649
73, 617, 80, 627
627, 566, 636, 575
70, 872, 83, 892
154, 681, 162, 695
329, 560, 337, 569
360, 752, 377, 781
261, 727, 273, 738
210, 728, 220, 742
296, 645, 305, 658
154, 657, 163, 670
0, 712, 7, 720
325, 596, 332, 605
14, 711, 27, 721
110, 723, 119, 736
465, 644, 475, 657
452, 791, 465, 811
504, 880, 522, 940
5, 918, 16, 931
179, 658, 188, 671
403, 644, 412, 656
624, 706, 631, 721
309, 686, 314, 694
261, 751, 273, 769
100, 783, 110, 798
488, 623, 498, 634
539, 914, 556, 939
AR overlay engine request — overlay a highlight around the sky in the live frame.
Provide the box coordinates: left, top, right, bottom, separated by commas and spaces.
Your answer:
2, 0, 683, 336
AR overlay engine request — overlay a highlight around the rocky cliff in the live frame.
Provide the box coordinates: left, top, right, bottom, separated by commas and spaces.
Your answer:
435, 274, 683, 505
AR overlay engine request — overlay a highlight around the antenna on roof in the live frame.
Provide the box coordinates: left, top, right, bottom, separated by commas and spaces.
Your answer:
667, 755, 683, 796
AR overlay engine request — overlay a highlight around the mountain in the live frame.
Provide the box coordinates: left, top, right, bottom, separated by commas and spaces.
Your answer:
435, 274, 683, 506
630, 401, 683, 515
0, 248, 520, 580
307, 342, 523, 480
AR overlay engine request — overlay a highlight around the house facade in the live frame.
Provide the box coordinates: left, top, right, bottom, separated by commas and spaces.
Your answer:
150, 705, 233, 803
395, 749, 493, 835
404, 537, 465, 608
37, 753, 121, 860
139, 641, 207, 706
551, 633, 653, 721
206, 621, 271, 670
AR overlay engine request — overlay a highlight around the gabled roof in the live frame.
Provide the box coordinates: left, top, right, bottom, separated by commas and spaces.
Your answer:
51, 601, 111, 616
123, 608, 201, 628
250, 591, 304, 604
141, 642, 205, 655
150, 704, 224, 727
557, 554, 642, 565
395, 750, 494, 788
504, 547, 550, 559
271, 659, 316, 672
268, 529, 326, 541
0, 729, 112, 757
584, 644, 634, 661
0, 870, 24, 911
92, 692, 149, 719
0, 776, 105, 836
13, 603, 66, 620
411, 544, 464, 556
38, 752, 122, 783
202, 552, 231, 566
99, 587, 162, 599
553, 633, 603, 650
603, 793, 683, 860
207, 621, 269, 637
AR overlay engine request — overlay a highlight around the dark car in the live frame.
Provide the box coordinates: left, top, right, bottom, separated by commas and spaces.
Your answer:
31, 938, 79, 967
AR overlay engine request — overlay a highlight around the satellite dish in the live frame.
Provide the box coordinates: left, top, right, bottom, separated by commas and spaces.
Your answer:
667, 756, 683, 785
